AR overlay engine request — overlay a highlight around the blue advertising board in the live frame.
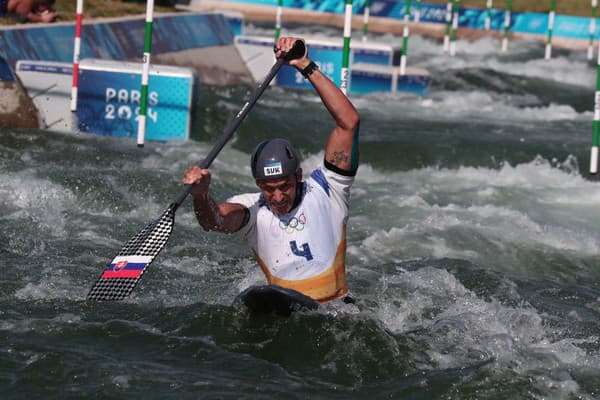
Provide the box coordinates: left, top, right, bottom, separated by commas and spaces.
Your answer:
218, 0, 600, 40
353, 47, 400, 66
76, 60, 194, 142
275, 41, 401, 89
236, 35, 422, 94
236, 35, 400, 90
350, 69, 395, 95
395, 73, 431, 96
350, 64, 430, 96
0, 56, 15, 82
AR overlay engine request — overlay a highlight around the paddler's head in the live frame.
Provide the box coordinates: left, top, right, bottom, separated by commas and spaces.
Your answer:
251, 138, 302, 216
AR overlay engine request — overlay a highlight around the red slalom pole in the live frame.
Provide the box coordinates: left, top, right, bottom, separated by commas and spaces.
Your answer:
71, 0, 83, 112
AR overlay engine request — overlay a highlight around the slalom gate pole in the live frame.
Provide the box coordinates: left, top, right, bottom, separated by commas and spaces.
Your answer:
70, 0, 83, 112
450, 0, 460, 57
341, 0, 353, 95
485, 0, 493, 30
400, 0, 411, 75
591, 46, 600, 174
444, 0, 453, 52
589, 0, 597, 61
136, 0, 155, 148
502, 0, 512, 52
362, 0, 370, 42
275, 0, 283, 41
545, 0, 556, 60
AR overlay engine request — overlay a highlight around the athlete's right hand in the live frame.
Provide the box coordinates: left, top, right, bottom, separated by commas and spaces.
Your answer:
183, 166, 211, 197
274, 37, 307, 69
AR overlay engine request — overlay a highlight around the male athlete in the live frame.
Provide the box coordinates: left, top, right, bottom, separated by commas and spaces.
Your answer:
182, 36, 360, 304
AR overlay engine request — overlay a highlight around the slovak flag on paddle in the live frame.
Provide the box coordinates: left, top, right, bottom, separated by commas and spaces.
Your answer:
101, 255, 152, 279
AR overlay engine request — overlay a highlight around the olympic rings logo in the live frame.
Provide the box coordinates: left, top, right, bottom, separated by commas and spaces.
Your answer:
279, 213, 307, 234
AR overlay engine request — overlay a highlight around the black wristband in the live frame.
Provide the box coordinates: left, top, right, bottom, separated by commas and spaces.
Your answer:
300, 61, 318, 79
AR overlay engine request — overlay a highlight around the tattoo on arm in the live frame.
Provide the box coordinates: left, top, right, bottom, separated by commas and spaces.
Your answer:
329, 151, 349, 167
326, 123, 360, 174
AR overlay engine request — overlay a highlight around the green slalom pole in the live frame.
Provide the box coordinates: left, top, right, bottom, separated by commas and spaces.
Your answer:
589, 0, 597, 60
502, 0, 512, 52
275, 0, 283, 41
341, 0, 353, 95
450, 0, 460, 56
400, 0, 411, 75
545, 0, 556, 60
485, 0, 493, 30
591, 49, 600, 173
362, 0, 370, 42
136, 0, 155, 148
443, 0, 453, 52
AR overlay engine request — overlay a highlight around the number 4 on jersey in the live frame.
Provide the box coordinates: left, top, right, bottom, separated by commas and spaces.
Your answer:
290, 240, 313, 261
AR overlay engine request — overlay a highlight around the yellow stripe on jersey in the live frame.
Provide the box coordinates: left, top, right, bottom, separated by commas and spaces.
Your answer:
253, 230, 348, 303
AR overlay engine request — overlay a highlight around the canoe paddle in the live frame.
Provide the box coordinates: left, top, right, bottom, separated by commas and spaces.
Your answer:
87, 40, 306, 301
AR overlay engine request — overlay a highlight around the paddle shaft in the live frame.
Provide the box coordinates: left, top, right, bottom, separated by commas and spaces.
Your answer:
172, 41, 305, 209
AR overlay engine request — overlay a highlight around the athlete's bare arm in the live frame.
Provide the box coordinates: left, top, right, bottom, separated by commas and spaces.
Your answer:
274, 37, 361, 174
182, 166, 247, 233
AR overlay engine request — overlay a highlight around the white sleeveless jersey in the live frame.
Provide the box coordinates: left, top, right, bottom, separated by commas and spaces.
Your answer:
227, 164, 354, 301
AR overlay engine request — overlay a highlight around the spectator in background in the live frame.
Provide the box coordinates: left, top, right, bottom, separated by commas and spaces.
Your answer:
4, 0, 57, 23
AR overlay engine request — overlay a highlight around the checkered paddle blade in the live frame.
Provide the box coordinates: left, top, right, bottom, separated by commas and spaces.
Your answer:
87, 204, 176, 301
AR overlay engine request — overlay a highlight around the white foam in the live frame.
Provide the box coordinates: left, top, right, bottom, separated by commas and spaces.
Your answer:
356, 89, 584, 123
14, 275, 87, 301
403, 34, 596, 88
375, 266, 598, 397
348, 156, 600, 269
0, 170, 75, 238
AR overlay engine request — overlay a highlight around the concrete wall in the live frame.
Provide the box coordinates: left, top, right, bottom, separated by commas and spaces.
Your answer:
0, 55, 38, 128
